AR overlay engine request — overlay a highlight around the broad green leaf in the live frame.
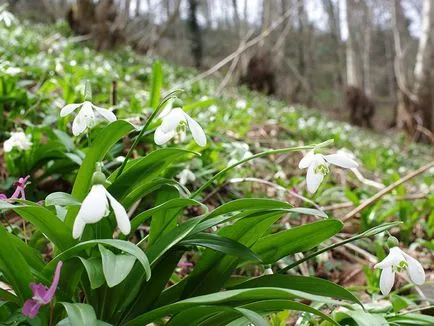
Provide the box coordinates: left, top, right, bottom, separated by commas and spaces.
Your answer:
148, 186, 180, 245
45, 192, 81, 207
0, 225, 33, 303
99, 245, 136, 288
148, 61, 163, 109
60, 302, 110, 326
6, 230, 44, 271
204, 199, 293, 220
180, 233, 261, 261
234, 307, 268, 326
251, 219, 343, 264
229, 274, 362, 307
124, 287, 339, 326
0, 287, 19, 304
79, 257, 104, 290
45, 239, 150, 281
128, 198, 206, 236
335, 309, 388, 326
65, 120, 135, 228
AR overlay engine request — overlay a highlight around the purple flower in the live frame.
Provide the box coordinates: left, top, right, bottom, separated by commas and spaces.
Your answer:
22, 261, 63, 319
0, 194, 7, 200
11, 175, 30, 200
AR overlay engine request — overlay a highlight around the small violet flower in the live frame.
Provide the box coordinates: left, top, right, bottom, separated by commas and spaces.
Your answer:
177, 168, 196, 186
0, 176, 30, 201
72, 169, 130, 239
22, 261, 63, 318
154, 105, 206, 147
3, 131, 32, 152
60, 101, 116, 136
298, 150, 358, 194
375, 247, 425, 295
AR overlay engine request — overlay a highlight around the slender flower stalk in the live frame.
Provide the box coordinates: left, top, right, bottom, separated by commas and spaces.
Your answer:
22, 261, 63, 318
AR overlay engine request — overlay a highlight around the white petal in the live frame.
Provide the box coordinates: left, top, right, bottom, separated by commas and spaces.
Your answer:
379, 266, 395, 295
3, 139, 12, 152
185, 113, 206, 146
306, 165, 324, 194
76, 185, 109, 224
298, 150, 315, 169
154, 127, 175, 145
60, 103, 82, 117
93, 105, 117, 122
375, 247, 405, 269
158, 99, 173, 118
403, 253, 425, 285
72, 114, 88, 136
72, 217, 86, 239
324, 153, 358, 169
160, 108, 186, 133
105, 190, 131, 235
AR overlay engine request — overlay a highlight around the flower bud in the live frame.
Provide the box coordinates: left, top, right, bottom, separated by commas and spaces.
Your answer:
387, 236, 399, 248
92, 171, 106, 185
172, 98, 183, 108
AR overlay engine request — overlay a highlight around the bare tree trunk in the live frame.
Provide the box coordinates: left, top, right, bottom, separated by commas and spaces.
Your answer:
362, 2, 372, 97
232, 0, 241, 38
135, 0, 140, 17
187, 0, 203, 68
345, 0, 361, 87
392, 0, 433, 137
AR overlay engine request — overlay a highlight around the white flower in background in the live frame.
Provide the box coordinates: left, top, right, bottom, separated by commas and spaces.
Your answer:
72, 184, 130, 239
236, 100, 247, 109
60, 101, 116, 136
177, 168, 196, 186
154, 108, 206, 147
298, 150, 358, 194
3, 131, 32, 152
0, 5, 17, 27
375, 247, 425, 295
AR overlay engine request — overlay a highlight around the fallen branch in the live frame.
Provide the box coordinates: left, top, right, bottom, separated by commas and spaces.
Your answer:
342, 161, 434, 221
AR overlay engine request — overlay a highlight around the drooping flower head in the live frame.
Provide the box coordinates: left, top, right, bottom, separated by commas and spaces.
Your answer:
22, 261, 63, 318
72, 164, 130, 239
298, 149, 358, 194
177, 168, 196, 186
60, 81, 116, 136
375, 246, 425, 295
3, 131, 32, 152
154, 99, 206, 147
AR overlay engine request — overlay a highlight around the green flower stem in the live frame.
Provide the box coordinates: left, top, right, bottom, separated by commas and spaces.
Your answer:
115, 90, 183, 179
190, 139, 334, 200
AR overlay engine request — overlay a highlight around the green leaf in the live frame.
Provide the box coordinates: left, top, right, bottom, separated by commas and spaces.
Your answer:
334, 309, 388, 326
148, 186, 180, 246
251, 219, 343, 264
129, 198, 206, 236
180, 233, 261, 261
360, 221, 403, 237
234, 307, 268, 326
79, 257, 104, 290
99, 245, 136, 288
124, 287, 339, 326
0, 225, 33, 303
60, 302, 110, 326
45, 192, 81, 207
229, 274, 363, 307
65, 120, 135, 228
45, 239, 150, 281
204, 199, 293, 220
148, 61, 163, 109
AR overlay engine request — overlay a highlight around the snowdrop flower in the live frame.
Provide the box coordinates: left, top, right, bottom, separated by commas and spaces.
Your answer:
375, 247, 425, 295
60, 101, 116, 136
72, 168, 130, 239
0, 5, 17, 27
22, 261, 62, 318
154, 106, 206, 147
177, 168, 196, 186
236, 99, 247, 109
3, 131, 32, 152
298, 150, 358, 194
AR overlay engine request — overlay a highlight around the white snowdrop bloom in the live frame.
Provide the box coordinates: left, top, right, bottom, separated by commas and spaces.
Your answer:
298, 150, 358, 194
60, 101, 116, 136
208, 105, 218, 114
3, 131, 32, 152
0, 6, 17, 27
154, 108, 206, 147
4, 67, 21, 75
177, 168, 196, 186
72, 184, 131, 239
235, 100, 246, 109
375, 247, 425, 295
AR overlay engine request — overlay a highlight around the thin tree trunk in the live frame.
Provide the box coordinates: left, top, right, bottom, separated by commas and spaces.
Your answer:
363, 3, 372, 97
345, 0, 361, 87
